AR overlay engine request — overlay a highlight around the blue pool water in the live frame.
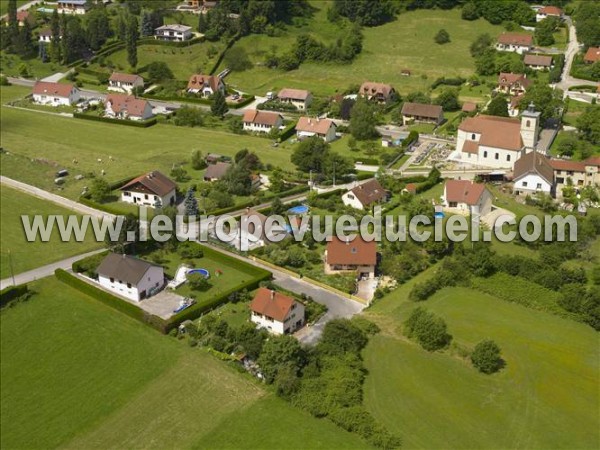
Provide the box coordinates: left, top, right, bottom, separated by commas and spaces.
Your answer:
434, 212, 445, 219
187, 268, 210, 278
288, 205, 309, 214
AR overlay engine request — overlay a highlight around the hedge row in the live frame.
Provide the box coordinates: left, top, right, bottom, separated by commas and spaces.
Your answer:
208, 185, 309, 216
141, 92, 255, 109
208, 33, 241, 75
73, 113, 157, 128
137, 36, 205, 47
278, 122, 297, 142
0, 284, 29, 309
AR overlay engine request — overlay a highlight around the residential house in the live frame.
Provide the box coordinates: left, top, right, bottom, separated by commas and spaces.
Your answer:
497, 73, 531, 96
359, 82, 395, 103
277, 88, 313, 110
57, 0, 90, 14
32, 81, 80, 106
187, 73, 225, 97
536, 6, 564, 22
496, 33, 534, 54
296, 117, 337, 143
550, 156, 600, 197
97, 253, 164, 302
325, 236, 377, 279
242, 109, 283, 134
108, 72, 145, 94
512, 151, 554, 196
342, 179, 388, 210
456, 104, 541, 168
3, 10, 33, 26
524, 54, 553, 70
583, 47, 600, 64
104, 94, 154, 121
38, 29, 54, 43
508, 94, 524, 118
203, 161, 231, 181
381, 130, 409, 148
205, 153, 223, 164
154, 24, 193, 42
442, 180, 493, 216
119, 171, 177, 208
250, 288, 305, 335
401, 102, 444, 126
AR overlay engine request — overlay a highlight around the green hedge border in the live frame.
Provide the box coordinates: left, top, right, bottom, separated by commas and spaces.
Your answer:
73, 112, 157, 128
0, 284, 29, 309
278, 122, 297, 142
141, 92, 255, 109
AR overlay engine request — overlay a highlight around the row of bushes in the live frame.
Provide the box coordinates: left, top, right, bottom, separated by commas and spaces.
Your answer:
0, 284, 29, 309
430, 76, 466, 90
278, 122, 297, 142
137, 36, 205, 47
208, 184, 309, 216
73, 113, 158, 128
208, 34, 242, 76
140, 92, 256, 109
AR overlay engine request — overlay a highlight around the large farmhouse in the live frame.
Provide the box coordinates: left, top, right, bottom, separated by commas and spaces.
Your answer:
401, 103, 443, 126
495, 33, 533, 54
550, 156, 600, 197
32, 81, 80, 106
325, 236, 377, 279
97, 253, 164, 302
119, 171, 177, 208
250, 288, 305, 335
442, 180, 493, 216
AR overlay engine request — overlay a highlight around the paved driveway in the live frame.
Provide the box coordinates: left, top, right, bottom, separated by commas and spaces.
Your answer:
139, 290, 187, 319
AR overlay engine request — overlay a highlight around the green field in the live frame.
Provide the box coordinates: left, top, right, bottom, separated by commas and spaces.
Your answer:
363, 273, 599, 449
0, 1, 30, 17
1, 277, 368, 449
221, 6, 505, 96
0, 186, 102, 278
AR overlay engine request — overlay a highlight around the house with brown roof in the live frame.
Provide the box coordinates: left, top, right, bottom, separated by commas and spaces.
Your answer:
119, 171, 177, 208
105, 94, 154, 121
512, 151, 554, 196
296, 117, 337, 143
524, 54, 553, 70
496, 33, 534, 54
342, 179, 388, 210
583, 47, 600, 64
442, 180, 493, 216
536, 6, 564, 22
97, 253, 164, 302
401, 102, 444, 126
550, 157, 600, 197
359, 82, 396, 103
187, 74, 225, 97
325, 236, 377, 279
508, 94, 524, 117
38, 28, 55, 43
456, 104, 541, 169
108, 72, 145, 94
242, 109, 283, 134
277, 88, 313, 110
203, 161, 231, 181
250, 288, 305, 335
497, 73, 531, 96
32, 81, 80, 106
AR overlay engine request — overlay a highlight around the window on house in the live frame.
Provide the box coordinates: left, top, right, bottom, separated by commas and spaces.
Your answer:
124, 192, 131, 197
144, 194, 148, 200
110, 277, 114, 283
526, 120, 531, 127
471, 133, 476, 140
483, 151, 488, 158
536, 183, 542, 189
495, 153, 499, 160
507, 155, 511, 162
127, 283, 132, 288
522, 182, 528, 187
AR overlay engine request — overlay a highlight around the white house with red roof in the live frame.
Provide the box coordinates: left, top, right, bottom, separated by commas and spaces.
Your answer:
536, 6, 563, 22
108, 73, 144, 94
105, 94, 154, 121
119, 171, 177, 208
32, 81, 80, 106
442, 180, 493, 216
250, 288, 305, 335
296, 117, 337, 142
495, 33, 534, 54
325, 236, 377, 279
187, 74, 225, 97
242, 109, 283, 134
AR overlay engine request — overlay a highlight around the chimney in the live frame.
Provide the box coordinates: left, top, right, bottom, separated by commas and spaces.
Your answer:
271, 290, 275, 300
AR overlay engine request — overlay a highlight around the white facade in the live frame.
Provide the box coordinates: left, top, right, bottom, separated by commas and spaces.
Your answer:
521, 108, 541, 150
251, 302, 305, 335
296, 125, 337, 143
341, 191, 365, 210
98, 266, 164, 302
495, 43, 532, 54
442, 187, 493, 216
513, 173, 553, 196
155, 26, 193, 42
105, 102, 154, 121
280, 94, 313, 110
457, 129, 523, 169
121, 189, 175, 208
108, 78, 144, 94
57, 1, 89, 15
32, 89, 80, 107
242, 116, 283, 133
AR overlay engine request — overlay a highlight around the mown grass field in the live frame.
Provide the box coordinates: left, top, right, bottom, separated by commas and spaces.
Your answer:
221, 5, 505, 97
363, 270, 599, 450
0, 186, 102, 278
1, 277, 369, 449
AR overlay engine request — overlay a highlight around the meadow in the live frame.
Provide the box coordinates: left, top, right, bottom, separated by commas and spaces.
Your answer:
0, 186, 102, 279
221, 6, 505, 97
1, 277, 369, 449
362, 269, 599, 449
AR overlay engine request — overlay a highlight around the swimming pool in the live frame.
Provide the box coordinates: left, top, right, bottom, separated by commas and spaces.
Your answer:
187, 268, 210, 278
288, 205, 309, 214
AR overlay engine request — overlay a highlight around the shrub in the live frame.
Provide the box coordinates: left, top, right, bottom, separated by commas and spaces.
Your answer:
178, 242, 204, 259
471, 339, 503, 374
188, 273, 211, 291
404, 307, 452, 351
434, 29, 450, 44
72, 252, 108, 277
0, 284, 29, 309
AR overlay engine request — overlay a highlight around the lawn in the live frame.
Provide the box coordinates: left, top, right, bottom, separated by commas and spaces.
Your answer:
0, 51, 68, 79
363, 282, 599, 450
221, 6, 506, 97
0, 186, 102, 278
1, 277, 369, 449
0, 85, 296, 199
0, 0, 29, 15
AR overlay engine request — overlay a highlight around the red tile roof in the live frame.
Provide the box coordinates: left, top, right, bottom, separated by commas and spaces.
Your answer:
109, 72, 143, 84
120, 171, 176, 197
242, 109, 282, 126
459, 115, 523, 151
497, 33, 533, 46
32, 81, 76, 98
278, 88, 311, 101
187, 74, 221, 92
250, 288, 297, 322
445, 180, 486, 205
326, 236, 377, 266
549, 159, 586, 172
584, 47, 600, 63
462, 102, 477, 113
524, 54, 553, 67
105, 94, 151, 118
296, 117, 336, 135
584, 156, 600, 166
498, 73, 531, 89
359, 82, 394, 98
462, 140, 480, 154
539, 6, 563, 16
